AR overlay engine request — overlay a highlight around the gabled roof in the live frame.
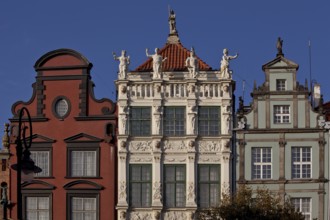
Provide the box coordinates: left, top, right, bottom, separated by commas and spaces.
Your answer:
135, 42, 212, 72
262, 55, 299, 71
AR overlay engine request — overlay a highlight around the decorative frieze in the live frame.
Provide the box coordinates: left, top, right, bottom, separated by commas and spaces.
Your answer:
129, 141, 152, 152
130, 157, 152, 163
198, 156, 221, 163
164, 212, 187, 220
164, 140, 187, 152
198, 141, 221, 152
164, 157, 186, 163
130, 212, 152, 220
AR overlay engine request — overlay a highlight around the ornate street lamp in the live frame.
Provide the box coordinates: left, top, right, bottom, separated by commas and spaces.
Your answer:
11, 107, 42, 220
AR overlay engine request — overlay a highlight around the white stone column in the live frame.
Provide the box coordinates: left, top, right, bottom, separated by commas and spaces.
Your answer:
186, 140, 197, 207
221, 139, 231, 194
152, 153, 162, 207
117, 151, 128, 206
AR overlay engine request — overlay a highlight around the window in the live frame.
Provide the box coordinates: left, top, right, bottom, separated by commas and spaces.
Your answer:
70, 151, 97, 177
276, 79, 286, 91
129, 165, 152, 207
52, 96, 71, 119
130, 107, 151, 136
71, 197, 97, 220
198, 107, 220, 136
274, 105, 290, 123
252, 147, 272, 179
164, 165, 186, 207
292, 147, 311, 179
164, 107, 185, 136
198, 165, 220, 208
26, 196, 50, 220
291, 198, 311, 220
30, 151, 50, 177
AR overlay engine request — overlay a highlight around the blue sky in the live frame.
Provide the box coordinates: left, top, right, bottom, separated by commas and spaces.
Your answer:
1, 1, 329, 127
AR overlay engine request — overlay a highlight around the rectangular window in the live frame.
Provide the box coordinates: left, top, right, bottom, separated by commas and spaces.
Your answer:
292, 147, 311, 179
71, 151, 96, 177
26, 196, 50, 220
198, 107, 220, 136
198, 165, 220, 208
164, 165, 186, 207
31, 151, 50, 177
274, 105, 290, 123
129, 164, 152, 207
276, 79, 286, 91
252, 147, 272, 179
164, 107, 185, 136
291, 198, 311, 220
130, 107, 151, 136
71, 197, 97, 220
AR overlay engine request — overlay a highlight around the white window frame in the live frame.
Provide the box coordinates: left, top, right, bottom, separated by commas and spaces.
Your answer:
251, 147, 272, 179
274, 105, 290, 124
30, 151, 50, 177
291, 198, 311, 220
292, 147, 312, 179
276, 79, 286, 91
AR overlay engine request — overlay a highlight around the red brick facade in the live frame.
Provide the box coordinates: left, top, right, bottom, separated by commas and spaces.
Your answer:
8, 49, 117, 219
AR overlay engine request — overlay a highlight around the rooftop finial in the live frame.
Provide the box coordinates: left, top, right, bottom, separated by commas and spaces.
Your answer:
169, 8, 177, 35
276, 37, 284, 57
167, 8, 180, 44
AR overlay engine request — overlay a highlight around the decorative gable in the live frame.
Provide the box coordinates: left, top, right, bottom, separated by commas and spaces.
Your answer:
262, 55, 299, 71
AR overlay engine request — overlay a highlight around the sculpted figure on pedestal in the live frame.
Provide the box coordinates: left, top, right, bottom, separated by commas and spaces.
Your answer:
220, 48, 238, 79
276, 37, 284, 56
169, 9, 177, 34
113, 50, 130, 79
185, 47, 199, 78
146, 48, 167, 79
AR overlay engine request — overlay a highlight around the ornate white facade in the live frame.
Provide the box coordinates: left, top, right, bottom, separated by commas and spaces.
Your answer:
116, 11, 235, 219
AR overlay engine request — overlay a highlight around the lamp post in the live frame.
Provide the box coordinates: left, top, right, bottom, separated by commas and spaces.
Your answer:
11, 107, 41, 220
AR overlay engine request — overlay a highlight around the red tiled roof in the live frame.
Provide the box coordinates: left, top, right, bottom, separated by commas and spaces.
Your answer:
135, 43, 212, 72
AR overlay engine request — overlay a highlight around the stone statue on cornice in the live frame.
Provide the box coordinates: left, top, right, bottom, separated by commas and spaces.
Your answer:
146, 48, 167, 79
220, 48, 238, 79
113, 50, 130, 79
185, 47, 199, 78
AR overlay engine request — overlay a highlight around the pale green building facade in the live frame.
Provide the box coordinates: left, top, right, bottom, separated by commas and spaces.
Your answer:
236, 46, 328, 220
